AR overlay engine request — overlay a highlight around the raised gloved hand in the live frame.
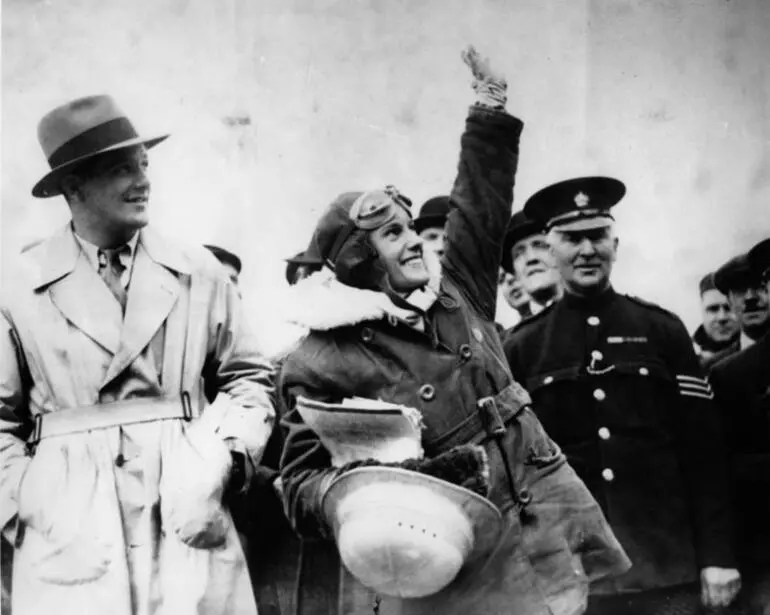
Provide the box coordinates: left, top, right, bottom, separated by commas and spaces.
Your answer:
461, 45, 507, 109
336, 443, 491, 498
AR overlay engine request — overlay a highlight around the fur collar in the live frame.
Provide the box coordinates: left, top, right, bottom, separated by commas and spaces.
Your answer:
283, 248, 442, 332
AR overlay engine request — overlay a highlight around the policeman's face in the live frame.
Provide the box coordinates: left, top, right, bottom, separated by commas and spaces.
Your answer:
549, 225, 618, 296
728, 282, 770, 332
369, 207, 430, 292
66, 146, 151, 237
419, 225, 446, 260
701, 289, 738, 343
511, 234, 560, 297
499, 269, 530, 311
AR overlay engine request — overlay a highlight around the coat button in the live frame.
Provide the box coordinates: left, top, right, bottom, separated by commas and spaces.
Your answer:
587, 316, 600, 326
419, 384, 436, 401
439, 295, 457, 309
591, 350, 603, 361
543, 376, 554, 385
639, 367, 649, 376
459, 344, 472, 360
598, 427, 611, 440
361, 327, 374, 342
602, 468, 615, 482
518, 489, 532, 505
593, 388, 607, 401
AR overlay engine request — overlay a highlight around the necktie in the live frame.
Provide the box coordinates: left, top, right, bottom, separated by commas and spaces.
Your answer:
98, 247, 129, 312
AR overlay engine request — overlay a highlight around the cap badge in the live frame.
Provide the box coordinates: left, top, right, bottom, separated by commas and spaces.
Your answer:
574, 192, 590, 208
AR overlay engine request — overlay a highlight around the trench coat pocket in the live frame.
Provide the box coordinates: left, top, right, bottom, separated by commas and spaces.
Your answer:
17, 434, 117, 585
159, 419, 233, 549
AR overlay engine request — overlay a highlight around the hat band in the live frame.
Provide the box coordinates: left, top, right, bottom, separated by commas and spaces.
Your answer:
48, 117, 139, 169
546, 209, 614, 231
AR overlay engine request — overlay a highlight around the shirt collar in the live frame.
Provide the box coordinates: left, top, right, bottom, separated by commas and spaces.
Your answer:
73, 229, 139, 272
740, 330, 756, 351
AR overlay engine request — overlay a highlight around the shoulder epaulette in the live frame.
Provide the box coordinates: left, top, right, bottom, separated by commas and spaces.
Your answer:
623, 294, 679, 320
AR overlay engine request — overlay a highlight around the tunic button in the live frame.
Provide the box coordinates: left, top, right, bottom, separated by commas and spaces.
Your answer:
518, 489, 532, 505
639, 367, 649, 376
361, 327, 374, 342
543, 376, 554, 385
587, 316, 600, 326
459, 344, 472, 360
419, 384, 436, 401
593, 388, 607, 401
598, 427, 611, 440
602, 468, 615, 482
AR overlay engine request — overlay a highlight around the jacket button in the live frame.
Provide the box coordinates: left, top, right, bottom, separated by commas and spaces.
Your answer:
459, 344, 472, 360
543, 376, 554, 385
518, 489, 532, 505
598, 427, 611, 440
439, 295, 457, 309
587, 316, 600, 326
593, 388, 606, 401
361, 327, 374, 342
639, 367, 649, 376
602, 468, 615, 482
419, 384, 436, 401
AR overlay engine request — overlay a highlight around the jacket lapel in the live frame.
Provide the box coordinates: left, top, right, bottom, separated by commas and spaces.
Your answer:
35, 225, 122, 354
101, 229, 185, 387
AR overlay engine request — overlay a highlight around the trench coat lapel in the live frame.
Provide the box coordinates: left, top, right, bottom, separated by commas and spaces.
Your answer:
37, 225, 122, 354
102, 230, 184, 387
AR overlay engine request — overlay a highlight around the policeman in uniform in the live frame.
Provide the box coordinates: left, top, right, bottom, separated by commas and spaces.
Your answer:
709, 237, 770, 614
500, 210, 562, 318
503, 176, 740, 614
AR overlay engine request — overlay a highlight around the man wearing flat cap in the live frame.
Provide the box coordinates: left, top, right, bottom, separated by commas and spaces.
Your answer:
500, 210, 561, 319
204, 244, 243, 288
709, 237, 770, 614
504, 176, 740, 614
692, 272, 739, 368
0, 95, 275, 615
707, 252, 770, 368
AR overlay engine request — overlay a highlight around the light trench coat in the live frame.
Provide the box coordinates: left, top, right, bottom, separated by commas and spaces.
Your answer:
0, 224, 275, 615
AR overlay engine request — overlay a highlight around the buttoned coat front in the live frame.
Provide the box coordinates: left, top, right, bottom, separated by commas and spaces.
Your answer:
0, 225, 275, 615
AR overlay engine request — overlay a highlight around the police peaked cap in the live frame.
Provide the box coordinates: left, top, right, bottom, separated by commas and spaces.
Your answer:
523, 176, 626, 232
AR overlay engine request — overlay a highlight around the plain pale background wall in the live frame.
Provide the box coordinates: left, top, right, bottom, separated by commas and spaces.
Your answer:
3, 0, 769, 353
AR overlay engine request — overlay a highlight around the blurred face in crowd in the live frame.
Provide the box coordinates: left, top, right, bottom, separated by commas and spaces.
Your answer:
369, 207, 430, 292
549, 224, 618, 297
511, 233, 560, 300
499, 269, 530, 312
62, 145, 151, 246
419, 225, 446, 260
728, 281, 770, 336
701, 289, 738, 343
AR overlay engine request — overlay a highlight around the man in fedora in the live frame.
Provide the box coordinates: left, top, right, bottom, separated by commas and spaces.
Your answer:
709, 237, 770, 614
503, 176, 740, 614
0, 94, 276, 615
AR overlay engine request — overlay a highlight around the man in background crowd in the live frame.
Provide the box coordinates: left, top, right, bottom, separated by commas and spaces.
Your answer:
205, 244, 242, 287
504, 176, 740, 614
692, 272, 739, 367
498, 267, 531, 319
709, 237, 770, 614
708, 252, 770, 367
414, 195, 449, 260
285, 250, 322, 286
500, 210, 561, 319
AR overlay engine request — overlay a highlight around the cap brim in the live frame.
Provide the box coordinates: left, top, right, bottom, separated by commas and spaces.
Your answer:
549, 216, 613, 232
323, 466, 502, 563
32, 133, 169, 198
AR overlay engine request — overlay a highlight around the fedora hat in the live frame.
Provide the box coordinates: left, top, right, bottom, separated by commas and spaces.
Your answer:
323, 466, 502, 599
414, 196, 450, 234
32, 94, 169, 198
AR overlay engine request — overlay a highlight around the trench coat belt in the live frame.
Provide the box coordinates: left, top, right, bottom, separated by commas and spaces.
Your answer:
424, 380, 533, 453
28, 394, 195, 444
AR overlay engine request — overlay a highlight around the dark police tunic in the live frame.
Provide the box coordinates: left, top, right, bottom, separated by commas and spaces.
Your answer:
503, 288, 736, 595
